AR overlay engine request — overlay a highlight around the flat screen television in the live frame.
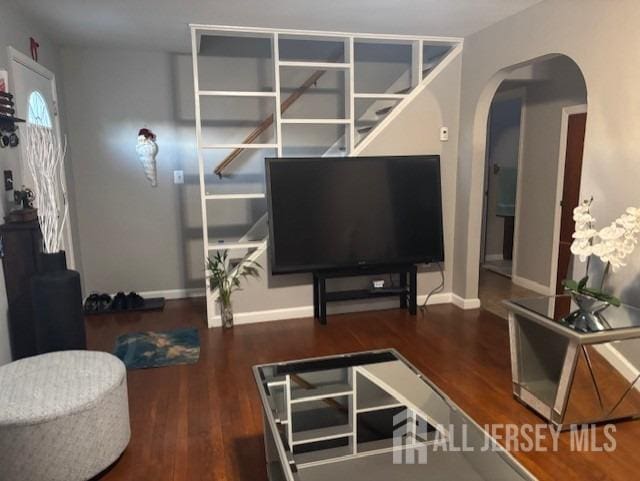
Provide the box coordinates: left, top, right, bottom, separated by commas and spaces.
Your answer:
265, 155, 444, 274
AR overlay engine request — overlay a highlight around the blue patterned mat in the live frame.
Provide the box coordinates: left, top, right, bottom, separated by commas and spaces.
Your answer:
113, 327, 200, 369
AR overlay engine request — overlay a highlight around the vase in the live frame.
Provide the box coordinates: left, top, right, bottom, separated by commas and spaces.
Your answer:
219, 300, 234, 329
563, 291, 613, 333
31, 251, 86, 353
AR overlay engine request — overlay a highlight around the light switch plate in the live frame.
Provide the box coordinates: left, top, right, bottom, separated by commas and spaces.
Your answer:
173, 170, 184, 184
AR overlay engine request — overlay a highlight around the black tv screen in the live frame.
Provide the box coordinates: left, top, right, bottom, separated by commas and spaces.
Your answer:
266, 155, 444, 274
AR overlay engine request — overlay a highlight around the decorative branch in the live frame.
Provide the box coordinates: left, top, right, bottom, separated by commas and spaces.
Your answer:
24, 124, 69, 254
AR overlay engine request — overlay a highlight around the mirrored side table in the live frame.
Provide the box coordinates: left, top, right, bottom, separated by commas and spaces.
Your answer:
505, 295, 640, 428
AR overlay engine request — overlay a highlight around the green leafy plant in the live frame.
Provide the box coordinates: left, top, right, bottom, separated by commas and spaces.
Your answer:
206, 250, 262, 307
562, 276, 621, 307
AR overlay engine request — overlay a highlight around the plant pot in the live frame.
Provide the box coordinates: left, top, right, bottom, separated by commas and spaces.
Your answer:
31, 251, 86, 353
219, 300, 234, 329
563, 291, 613, 333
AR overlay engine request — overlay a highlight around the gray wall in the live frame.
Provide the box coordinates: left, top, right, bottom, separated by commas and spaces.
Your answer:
453, 0, 640, 305
0, 0, 66, 365
60, 43, 461, 317
514, 56, 586, 288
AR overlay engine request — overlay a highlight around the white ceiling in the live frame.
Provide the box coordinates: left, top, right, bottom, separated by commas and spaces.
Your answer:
16, 0, 543, 52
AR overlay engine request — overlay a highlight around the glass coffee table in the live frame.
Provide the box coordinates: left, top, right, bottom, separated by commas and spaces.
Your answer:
254, 349, 535, 481
505, 295, 640, 427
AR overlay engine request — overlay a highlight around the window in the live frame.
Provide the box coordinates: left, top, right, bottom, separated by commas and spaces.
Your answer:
27, 91, 52, 128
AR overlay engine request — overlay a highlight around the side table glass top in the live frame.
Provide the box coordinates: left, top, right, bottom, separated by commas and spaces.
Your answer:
507, 295, 640, 333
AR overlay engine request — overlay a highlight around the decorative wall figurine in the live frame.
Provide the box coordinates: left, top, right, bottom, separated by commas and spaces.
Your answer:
136, 128, 158, 187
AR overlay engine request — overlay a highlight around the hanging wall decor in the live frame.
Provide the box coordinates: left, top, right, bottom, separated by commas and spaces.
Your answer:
136, 128, 158, 187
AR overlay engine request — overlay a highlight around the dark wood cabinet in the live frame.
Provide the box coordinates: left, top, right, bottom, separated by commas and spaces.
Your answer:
0, 221, 42, 360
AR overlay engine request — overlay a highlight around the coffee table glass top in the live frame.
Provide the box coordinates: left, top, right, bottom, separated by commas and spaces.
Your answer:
254, 350, 535, 481
508, 295, 640, 333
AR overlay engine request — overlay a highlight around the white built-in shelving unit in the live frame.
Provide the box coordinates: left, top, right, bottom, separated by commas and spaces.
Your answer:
190, 25, 463, 326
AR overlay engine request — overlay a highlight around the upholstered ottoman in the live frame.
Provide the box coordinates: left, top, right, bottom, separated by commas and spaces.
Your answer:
0, 351, 130, 481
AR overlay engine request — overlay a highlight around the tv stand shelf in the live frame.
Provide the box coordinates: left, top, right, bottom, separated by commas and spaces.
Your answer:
313, 265, 417, 324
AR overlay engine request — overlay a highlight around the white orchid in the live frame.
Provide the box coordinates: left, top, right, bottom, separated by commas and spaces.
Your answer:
570, 200, 640, 273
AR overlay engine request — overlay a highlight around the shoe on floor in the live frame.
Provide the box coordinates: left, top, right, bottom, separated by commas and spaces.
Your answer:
83, 293, 101, 313
97, 293, 113, 312
112, 292, 128, 311
126, 292, 145, 310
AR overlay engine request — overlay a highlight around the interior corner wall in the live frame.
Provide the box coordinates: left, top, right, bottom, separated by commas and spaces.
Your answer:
513, 56, 586, 289
0, 1, 65, 365
453, 0, 640, 304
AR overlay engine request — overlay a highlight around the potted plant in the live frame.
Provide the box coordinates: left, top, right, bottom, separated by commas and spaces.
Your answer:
563, 198, 640, 331
25, 124, 85, 352
207, 250, 261, 328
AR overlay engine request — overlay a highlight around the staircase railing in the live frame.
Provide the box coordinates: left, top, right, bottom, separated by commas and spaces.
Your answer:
214, 63, 335, 177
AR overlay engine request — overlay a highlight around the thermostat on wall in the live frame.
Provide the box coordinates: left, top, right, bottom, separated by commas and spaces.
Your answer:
440, 127, 449, 142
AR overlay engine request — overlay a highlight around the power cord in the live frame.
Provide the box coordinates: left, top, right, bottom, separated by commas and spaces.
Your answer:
420, 262, 444, 311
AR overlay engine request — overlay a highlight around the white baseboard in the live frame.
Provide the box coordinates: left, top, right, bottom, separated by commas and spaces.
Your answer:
451, 294, 481, 310
484, 254, 504, 262
208, 305, 314, 328
511, 275, 552, 296
207, 292, 454, 328
138, 288, 205, 300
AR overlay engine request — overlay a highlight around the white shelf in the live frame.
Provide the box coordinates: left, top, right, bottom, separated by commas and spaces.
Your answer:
292, 424, 353, 445
205, 193, 266, 200
294, 445, 353, 468
291, 383, 353, 403
201, 143, 277, 149
356, 401, 404, 414
199, 90, 276, 97
207, 241, 266, 251
278, 61, 351, 69
354, 93, 408, 100
281, 118, 351, 125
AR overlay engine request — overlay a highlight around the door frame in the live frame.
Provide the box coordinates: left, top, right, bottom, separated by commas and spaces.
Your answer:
7, 47, 76, 269
549, 104, 588, 294
479, 87, 526, 276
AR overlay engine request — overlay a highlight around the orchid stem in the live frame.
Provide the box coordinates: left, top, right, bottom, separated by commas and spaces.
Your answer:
600, 262, 610, 291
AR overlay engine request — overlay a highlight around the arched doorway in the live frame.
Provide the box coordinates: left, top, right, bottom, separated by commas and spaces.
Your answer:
473, 55, 588, 318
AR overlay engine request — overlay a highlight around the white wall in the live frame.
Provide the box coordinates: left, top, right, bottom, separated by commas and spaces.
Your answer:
453, 0, 640, 305
0, 0, 64, 365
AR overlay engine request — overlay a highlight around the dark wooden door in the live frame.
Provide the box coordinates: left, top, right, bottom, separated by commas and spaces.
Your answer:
556, 112, 587, 294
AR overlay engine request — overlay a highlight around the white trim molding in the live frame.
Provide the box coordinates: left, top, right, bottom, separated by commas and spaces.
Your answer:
511, 275, 553, 296
138, 288, 205, 300
451, 294, 481, 310
207, 292, 454, 328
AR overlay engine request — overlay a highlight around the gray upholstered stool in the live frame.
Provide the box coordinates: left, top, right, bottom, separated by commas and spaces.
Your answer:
0, 350, 130, 481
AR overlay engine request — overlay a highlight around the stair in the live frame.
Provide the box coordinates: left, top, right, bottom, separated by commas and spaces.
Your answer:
192, 26, 463, 326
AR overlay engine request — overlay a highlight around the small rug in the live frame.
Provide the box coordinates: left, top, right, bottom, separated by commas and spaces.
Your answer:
113, 327, 200, 369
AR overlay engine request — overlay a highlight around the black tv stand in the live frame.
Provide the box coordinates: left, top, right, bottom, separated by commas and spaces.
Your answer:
313, 265, 417, 324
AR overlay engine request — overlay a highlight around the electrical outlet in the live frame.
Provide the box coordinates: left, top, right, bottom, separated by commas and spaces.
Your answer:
440, 127, 449, 142
4, 170, 13, 191
173, 170, 184, 184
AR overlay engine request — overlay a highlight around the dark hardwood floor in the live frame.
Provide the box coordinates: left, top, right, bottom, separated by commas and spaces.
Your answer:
87, 299, 640, 481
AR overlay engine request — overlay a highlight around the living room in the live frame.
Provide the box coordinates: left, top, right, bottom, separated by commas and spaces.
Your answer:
1, 1, 639, 480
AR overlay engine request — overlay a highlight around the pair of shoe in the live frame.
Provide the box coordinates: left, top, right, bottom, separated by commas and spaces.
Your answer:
112, 292, 145, 311
84, 293, 113, 313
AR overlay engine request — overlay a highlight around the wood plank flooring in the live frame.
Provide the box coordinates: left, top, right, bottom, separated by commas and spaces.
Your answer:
87, 299, 640, 481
